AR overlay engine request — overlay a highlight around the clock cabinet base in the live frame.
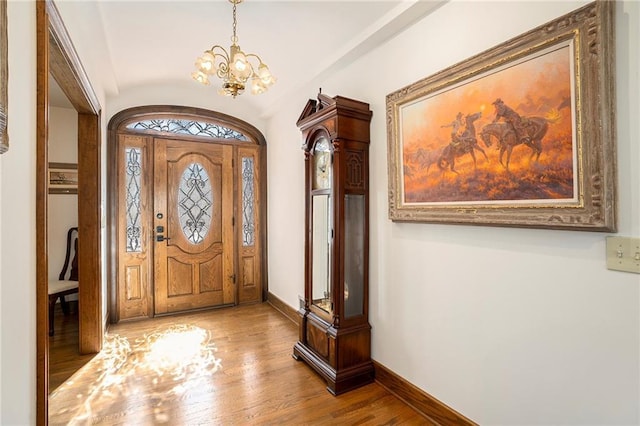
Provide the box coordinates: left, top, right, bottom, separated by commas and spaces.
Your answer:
293, 341, 374, 395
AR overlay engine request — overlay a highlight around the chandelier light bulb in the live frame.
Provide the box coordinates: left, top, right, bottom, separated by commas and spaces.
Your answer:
198, 52, 217, 75
258, 64, 274, 85
232, 52, 247, 72
191, 71, 210, 86
250, 76, 267, 95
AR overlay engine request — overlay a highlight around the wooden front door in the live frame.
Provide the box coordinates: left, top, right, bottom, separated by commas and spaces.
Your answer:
111, 108, 266, 323
153, 138, 235, 314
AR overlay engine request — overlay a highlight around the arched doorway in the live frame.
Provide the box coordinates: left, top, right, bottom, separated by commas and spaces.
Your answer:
108, 106, 267, 321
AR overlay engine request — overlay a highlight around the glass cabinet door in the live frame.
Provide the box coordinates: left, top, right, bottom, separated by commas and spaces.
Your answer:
344, 194, 364, 318
311, 194, 332, 313
310, 136, 333, 315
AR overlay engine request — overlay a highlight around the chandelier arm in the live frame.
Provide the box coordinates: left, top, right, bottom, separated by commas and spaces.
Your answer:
243, 53, 265, 66
207, 46, 231, 62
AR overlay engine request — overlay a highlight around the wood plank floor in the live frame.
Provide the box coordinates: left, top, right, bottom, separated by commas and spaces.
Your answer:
49, 301, 96, 392
49, 303, 430, 425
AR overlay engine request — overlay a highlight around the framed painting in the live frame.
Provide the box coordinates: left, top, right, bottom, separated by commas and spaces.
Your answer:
386, 1, 616, 231
49, 162, 78, 194
1, 0, 8, 154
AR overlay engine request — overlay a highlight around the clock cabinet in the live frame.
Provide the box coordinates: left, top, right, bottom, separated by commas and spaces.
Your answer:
292, 92, 373, 395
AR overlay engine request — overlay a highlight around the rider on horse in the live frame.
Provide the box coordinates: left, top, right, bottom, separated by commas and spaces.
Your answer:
442, 112, 478, 149
492, 98, 531, 146
441, 112, 464, 147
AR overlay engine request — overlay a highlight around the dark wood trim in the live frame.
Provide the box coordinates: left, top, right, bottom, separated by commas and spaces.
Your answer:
267, 292, 300, 326
46, 3, 99, 114
260, 143, 268, 302
374, 361, 477, 425
106, 128, 118, 322
104, 309, 110, 334
37, 0, 103, 422
107, 105, 266, 145
77, 112, 102, 353
36, 3, 49, 424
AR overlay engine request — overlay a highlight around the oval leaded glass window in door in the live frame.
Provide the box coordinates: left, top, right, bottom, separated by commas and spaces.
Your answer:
178, 162, 213, 244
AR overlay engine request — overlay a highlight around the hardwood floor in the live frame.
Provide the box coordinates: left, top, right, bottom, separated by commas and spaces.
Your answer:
49, 301, 96, 392
49, 303, 430, 425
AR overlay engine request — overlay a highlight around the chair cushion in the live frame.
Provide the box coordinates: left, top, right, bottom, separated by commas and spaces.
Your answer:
48, 280, 79, 295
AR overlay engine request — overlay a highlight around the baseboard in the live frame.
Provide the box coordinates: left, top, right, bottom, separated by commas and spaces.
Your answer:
267, 292, 476, 424
373, 361, 476, 425
267, 292, 300, 326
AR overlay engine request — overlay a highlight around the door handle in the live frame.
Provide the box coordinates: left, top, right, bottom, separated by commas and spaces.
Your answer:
156, 235, 171, 242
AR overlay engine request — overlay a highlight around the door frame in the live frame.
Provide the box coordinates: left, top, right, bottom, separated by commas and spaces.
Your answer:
36, 1, 103, 424
107, 106, 268, 322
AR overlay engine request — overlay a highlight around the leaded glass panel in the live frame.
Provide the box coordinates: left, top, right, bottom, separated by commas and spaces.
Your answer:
126, 119, 248, 141
178, 163, 213, 244
241, 157, 255, 247
125, 147, 142, 252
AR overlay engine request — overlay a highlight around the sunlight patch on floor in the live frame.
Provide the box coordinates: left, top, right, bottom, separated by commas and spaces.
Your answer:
49, 324, 222, 424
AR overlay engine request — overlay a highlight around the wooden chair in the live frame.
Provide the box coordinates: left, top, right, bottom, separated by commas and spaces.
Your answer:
48, 227, 79, 336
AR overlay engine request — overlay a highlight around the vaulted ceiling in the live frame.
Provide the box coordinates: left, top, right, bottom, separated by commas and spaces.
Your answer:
51, 1, 445, 117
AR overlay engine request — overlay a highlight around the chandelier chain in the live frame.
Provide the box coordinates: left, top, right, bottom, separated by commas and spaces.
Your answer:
231, 1, 238, 44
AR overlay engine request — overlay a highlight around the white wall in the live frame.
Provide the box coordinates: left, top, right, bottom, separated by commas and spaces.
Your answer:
0, 1, 111, 422
0, 2, 36, 424
48, 107, 78, 287
266, 1, 640, 424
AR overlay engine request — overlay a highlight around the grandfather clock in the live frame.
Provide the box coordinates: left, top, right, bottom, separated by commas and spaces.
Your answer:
292, 92, 373, 395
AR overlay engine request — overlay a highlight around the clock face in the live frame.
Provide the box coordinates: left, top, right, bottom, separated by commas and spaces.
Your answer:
313, 137, 331, 190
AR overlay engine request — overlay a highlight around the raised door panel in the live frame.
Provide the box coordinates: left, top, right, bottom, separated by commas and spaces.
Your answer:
166, 258, 193, 297
125, 265, 142, 300
306, 318, 329, 360
200, 255, 223, 292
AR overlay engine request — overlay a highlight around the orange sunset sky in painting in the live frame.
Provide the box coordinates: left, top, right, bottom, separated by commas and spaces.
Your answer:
400, 43, 576, 204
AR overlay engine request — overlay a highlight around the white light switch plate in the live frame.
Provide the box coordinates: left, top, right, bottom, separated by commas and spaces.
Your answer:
606, 236, 640, 274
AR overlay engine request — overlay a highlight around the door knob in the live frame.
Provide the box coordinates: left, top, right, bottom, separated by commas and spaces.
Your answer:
156, 235, 171, 242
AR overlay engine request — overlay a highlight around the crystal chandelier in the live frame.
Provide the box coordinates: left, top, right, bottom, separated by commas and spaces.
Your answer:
192, 0, 275, 98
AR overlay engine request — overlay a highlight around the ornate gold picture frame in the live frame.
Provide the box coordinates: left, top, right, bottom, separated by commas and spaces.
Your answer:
386, 1, 616, 231
1, 0, 8, 154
